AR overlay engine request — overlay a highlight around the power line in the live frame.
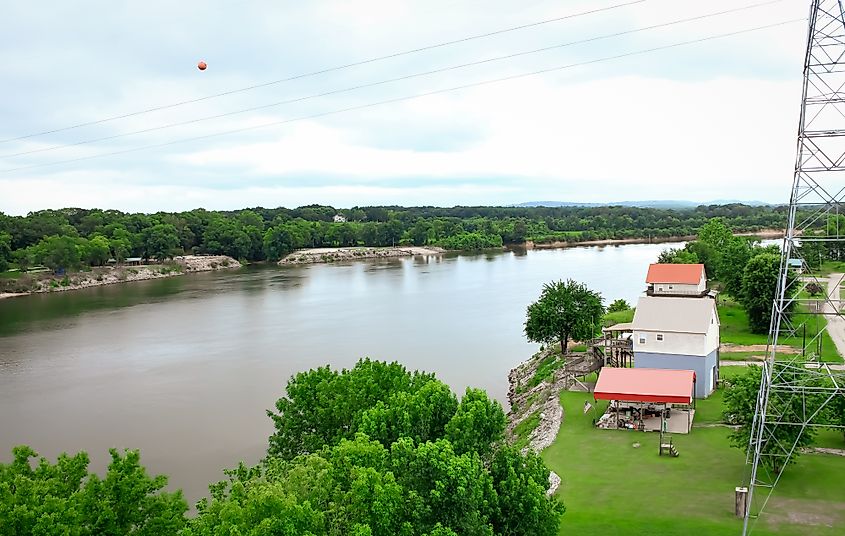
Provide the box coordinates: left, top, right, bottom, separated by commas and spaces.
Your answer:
0, 18, 803, 175
0, 0, 785, 160
0, 0, 646, 145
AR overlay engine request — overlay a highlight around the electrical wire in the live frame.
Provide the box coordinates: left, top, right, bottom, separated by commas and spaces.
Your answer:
0, 0, 647, 145
0, 18, 803, 174
0, 0, 785, 160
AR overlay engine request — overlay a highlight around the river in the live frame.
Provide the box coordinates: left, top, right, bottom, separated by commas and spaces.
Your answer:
0, 241, 684, 504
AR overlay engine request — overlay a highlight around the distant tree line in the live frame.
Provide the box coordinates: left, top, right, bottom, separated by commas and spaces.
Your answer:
1, 360, 564, 535
0, 204, 789, 272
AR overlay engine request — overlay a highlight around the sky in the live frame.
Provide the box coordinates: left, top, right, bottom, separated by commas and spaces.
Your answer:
0, 0, 811, 215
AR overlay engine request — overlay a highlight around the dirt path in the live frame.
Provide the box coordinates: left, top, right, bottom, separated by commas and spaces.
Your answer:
824, 273, 845, 357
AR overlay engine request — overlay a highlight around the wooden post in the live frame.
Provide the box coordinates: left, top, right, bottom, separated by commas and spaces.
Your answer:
735, 487, 748, 518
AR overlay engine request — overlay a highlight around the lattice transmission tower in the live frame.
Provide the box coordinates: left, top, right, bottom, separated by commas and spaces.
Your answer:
743, 1, 845, 534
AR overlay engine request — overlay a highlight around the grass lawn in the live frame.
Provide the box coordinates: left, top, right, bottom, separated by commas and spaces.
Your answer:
721, 351, 766, 361
543, 390, 845, 536
603, 308, 635, 327
815, 261, 845, 276
718, 298, 770, 346
718, 297, 842, 363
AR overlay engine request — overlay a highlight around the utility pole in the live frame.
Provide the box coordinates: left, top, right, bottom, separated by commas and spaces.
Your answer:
743, 2, 845, 534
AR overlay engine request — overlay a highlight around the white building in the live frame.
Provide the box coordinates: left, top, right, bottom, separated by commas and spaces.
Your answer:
646, 263, 707, 297
632, 295, 720, 397
333, 214, 347, 223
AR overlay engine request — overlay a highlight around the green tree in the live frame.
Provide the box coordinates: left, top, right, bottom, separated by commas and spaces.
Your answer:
34, 235, 81, 272
445, 388, 506, 458
0, 445, 187, 535
202, 219, 250, 259
82, 235, 111, 266
698, 217, 734, 251
142, 224, 180, 260
360, 381, 458, 447
524, 279, 605, 354
657, 247, 699, 264
267, 359, 437, 460
723, 366, 817, 474
0, 232, 11, 272
488, 447, 565, 536
717, 237, 754, 297
607, 299, 631, 313
740, 253, 787, 333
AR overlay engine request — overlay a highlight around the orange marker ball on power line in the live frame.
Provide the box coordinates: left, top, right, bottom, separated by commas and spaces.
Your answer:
197, 60, 207, 71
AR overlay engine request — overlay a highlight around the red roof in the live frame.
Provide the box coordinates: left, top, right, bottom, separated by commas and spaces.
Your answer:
645, 263, 705, 285
594, 368, 695, 404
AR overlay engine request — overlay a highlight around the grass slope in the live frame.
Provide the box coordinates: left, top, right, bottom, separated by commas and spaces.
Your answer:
543, 390, 845, 536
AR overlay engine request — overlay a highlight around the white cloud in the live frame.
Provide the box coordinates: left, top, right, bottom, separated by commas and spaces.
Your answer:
0, 0, 814, 213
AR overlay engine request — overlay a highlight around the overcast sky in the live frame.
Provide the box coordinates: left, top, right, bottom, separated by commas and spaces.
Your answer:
0, 0, 809, 215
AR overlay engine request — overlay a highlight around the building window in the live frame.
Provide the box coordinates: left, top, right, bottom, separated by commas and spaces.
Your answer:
656, 334, 664, 342
668, 285, 674, 290
639, 335, 646, 344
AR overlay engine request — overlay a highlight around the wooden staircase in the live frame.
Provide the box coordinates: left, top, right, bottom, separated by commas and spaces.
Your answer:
659, 435, 679, 457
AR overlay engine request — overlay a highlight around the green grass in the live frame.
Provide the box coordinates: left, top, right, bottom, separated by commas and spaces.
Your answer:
720, 351, 766, 361
512, 410, 541, 451
543, 391, 845, 536
602, 308, 634, 327
814, 261, 845, 277
524, 351, 565, 390
718, 298, 770, 346
718, 296, 843, 363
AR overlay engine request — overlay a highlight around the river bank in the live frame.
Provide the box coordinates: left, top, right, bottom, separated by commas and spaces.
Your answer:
278, 246, 445, 264
524, 229, 784, 250
0, 255, 240, 299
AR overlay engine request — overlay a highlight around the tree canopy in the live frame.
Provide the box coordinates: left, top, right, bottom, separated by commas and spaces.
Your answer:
0, 446, 187, 535
0, 204, 792, 273
2, 359, 564, 535
524, 279, 605, 354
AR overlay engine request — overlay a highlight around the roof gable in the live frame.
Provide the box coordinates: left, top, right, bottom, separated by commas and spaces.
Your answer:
632, 296, 717, 334
646, 263, 705, 285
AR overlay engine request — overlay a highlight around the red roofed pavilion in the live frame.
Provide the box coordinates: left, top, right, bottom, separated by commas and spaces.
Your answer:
594, 367, 696, 405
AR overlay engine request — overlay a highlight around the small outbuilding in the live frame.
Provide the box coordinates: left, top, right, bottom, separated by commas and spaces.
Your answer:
593, 367, 696, 434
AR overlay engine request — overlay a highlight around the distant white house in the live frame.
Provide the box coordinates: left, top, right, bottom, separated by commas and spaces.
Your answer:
333, 214, 347, 223
646, 263, 707, 297
631, 296, 720, 398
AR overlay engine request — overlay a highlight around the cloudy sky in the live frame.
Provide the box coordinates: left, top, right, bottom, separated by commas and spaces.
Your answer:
0, 0, 808, 214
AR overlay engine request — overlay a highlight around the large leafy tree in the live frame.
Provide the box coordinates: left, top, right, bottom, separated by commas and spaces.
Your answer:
142, 223, 180, 260
0, 446, 187, 535
445, 388, 507, 458
524, 279, 605, 354
740, 253, 788, 333
0, 231, 11, 272
267, 359, 437, 460
33, 235, 81, 272
723, 366, 818, 474
189, 433, 562, 536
